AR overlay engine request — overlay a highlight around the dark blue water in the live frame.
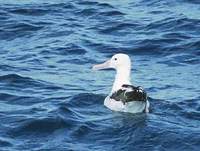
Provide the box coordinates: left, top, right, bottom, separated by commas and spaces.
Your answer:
0, 0, 200, 150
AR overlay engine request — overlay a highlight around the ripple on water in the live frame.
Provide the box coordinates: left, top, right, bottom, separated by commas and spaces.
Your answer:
0, 0, 200, 150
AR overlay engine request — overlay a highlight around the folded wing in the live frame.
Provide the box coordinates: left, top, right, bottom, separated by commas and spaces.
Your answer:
110, 84, 147, 105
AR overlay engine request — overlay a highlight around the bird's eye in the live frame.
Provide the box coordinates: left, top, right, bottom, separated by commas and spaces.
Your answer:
114, 58, 117, 61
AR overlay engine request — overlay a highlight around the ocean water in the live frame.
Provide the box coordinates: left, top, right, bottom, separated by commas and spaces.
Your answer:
0, 0, 200, 150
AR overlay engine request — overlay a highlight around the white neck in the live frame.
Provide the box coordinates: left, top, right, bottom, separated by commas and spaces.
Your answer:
111, 66, 131, 93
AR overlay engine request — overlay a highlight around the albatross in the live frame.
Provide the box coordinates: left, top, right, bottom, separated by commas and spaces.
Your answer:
92, 53, 150, 113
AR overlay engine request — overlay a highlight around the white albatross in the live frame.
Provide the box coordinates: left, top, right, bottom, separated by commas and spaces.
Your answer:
92, 53, 150, 113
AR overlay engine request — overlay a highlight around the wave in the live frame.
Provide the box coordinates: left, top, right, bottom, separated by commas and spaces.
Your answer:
100, 10, 125, 16
0, 92, 43, 106
9, 116, 70, 137
0, 137, 12, 147
0, 74, 64, 91
146, 17, 200, 32
0, 22, 43, 40
99, 22, 140, 35
55, 43, 87, 55
9, 8, 50, 16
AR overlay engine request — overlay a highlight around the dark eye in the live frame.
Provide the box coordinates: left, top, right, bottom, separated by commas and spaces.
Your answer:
114, 58, 117, 61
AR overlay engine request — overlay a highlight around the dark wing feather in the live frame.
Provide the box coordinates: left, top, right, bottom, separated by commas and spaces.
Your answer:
110, 84, 147, 104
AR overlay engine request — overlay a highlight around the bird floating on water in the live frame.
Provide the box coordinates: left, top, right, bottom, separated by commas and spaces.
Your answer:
92, 53, 149, 113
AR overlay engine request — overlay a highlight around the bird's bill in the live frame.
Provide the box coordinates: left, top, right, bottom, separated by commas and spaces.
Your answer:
92, 60, 111, 70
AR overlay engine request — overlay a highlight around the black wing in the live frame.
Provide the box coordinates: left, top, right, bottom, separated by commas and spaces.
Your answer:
110, 84, 147, 104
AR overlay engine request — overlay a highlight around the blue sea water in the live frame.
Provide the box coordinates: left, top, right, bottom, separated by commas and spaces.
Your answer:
0, 0, 200, 150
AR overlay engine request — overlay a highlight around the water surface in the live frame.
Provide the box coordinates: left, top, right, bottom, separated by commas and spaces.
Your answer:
0, 0, 200, 150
